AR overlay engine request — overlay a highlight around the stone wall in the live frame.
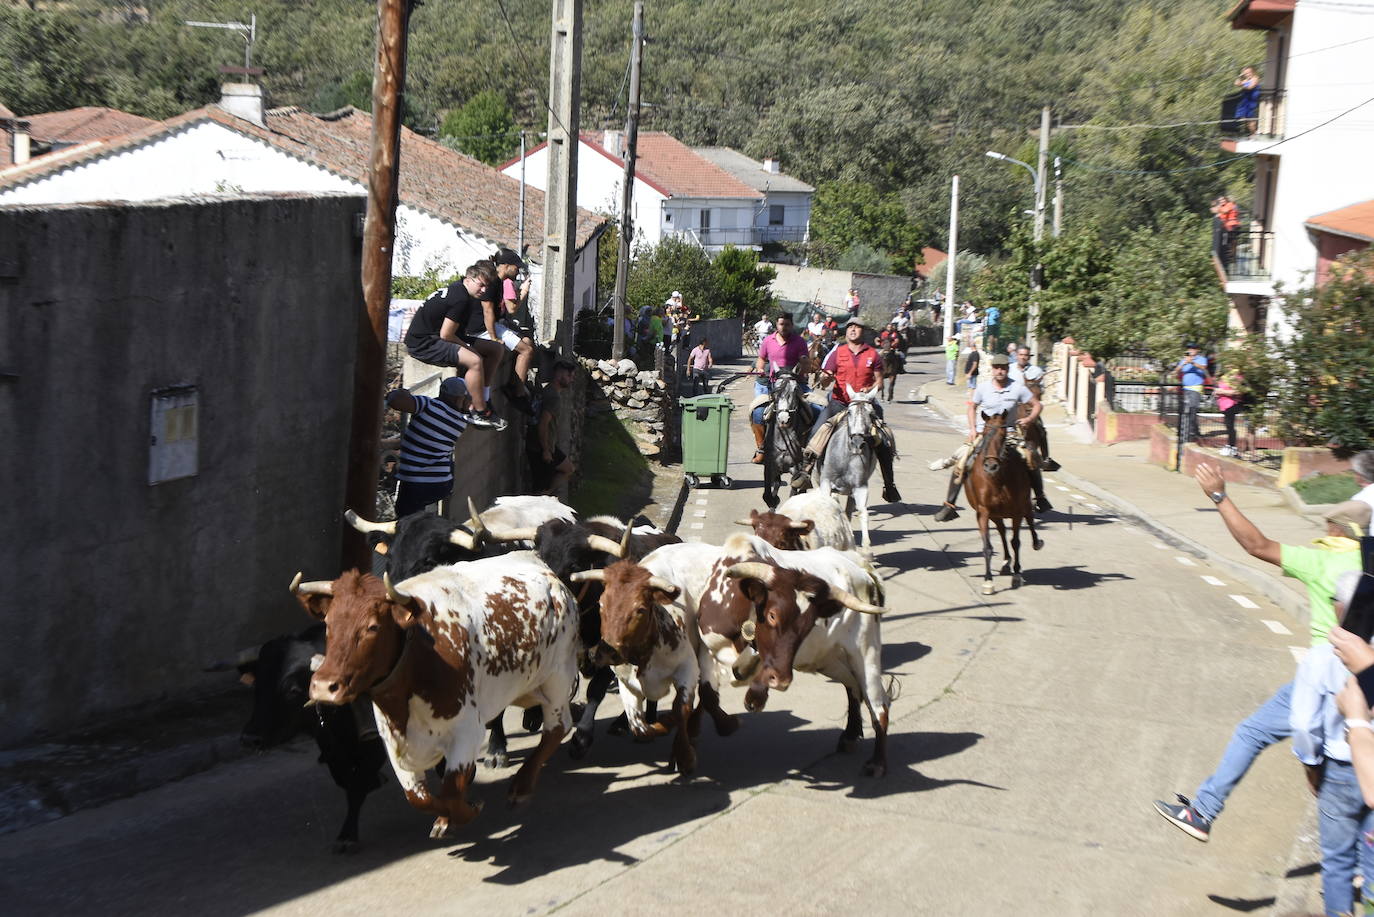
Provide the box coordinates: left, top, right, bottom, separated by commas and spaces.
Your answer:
0, 193, 365, 746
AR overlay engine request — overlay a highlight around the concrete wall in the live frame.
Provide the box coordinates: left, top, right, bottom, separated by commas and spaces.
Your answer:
768, 264, 912, 319
683, 317, 743, 362
0, 193, 364, 746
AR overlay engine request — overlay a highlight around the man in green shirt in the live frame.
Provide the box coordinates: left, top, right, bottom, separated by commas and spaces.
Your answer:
944, 336, 959, 385
1153, 464, 1367, 842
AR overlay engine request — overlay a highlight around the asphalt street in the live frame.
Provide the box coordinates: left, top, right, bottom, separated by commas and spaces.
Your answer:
0, 345, 1319, 916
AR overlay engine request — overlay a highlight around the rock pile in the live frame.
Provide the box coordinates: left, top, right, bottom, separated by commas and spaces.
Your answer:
584, 357, 667, 457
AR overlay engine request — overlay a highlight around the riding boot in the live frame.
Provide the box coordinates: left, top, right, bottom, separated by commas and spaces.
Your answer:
751, 422, 766, 464
932, 474, 963, 522
789, 451, 815, 490
1043, 455, 1062, 472
876, 444, 902, 503
1032, 469, 1053, 514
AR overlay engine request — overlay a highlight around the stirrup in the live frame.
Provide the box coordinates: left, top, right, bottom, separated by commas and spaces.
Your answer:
1043, 458, 1061, 472
1035, 495, 1053, 514
932, 502, 960, 522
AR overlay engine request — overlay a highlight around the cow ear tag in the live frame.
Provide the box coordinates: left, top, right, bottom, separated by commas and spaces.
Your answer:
741, 619, 757, 641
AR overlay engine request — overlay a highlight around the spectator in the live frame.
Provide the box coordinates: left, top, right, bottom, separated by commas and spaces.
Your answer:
687, 338, 713, 396
753, 314, 774, 341
1352, 451, 1374, 514
488, 248, 536, 414
807, 312, 827, 343
1234, 66, 1261, 135
982, 304, 1002, 351
527, 360, 577, 495
402, 262, 507, 430
845, 288, 861, 318
649, 307, 666, 348
1290, 568, 1374, 917
1214, 367, 1246, 457
1175, 343, 1211, 443
386, 377, 471, 518
1153, 474, 1368, 843
944, 335, 959, 386
964, 344, 981, 391
1212, 196, 1241, 267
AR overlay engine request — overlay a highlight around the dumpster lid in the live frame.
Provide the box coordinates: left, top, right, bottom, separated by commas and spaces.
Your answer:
679, 394, 734, 409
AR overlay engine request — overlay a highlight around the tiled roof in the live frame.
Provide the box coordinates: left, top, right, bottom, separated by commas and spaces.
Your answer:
0, 102, 16, 120
691, 147, 814, 194
0, 104, 604, 253
584, 131, 761, 200
1306, 199, 1374, 243
25, 107, 157, 145
915, 247, 948, 278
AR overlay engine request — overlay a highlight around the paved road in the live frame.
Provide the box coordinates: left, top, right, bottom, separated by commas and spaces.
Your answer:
0, 346, 1316, 915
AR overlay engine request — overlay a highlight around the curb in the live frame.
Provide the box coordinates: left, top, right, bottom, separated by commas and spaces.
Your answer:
918, 382, 1310, 626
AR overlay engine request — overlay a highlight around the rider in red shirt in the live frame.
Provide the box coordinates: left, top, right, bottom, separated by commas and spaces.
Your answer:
792, 317, 900, 503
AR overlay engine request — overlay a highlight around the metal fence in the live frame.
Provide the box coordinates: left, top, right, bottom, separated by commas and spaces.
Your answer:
1105, 378, 1284, 469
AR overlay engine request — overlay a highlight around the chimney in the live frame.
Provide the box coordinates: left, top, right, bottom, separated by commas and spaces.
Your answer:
762, 157, 781, 174
220, 83, 265, 127
11, 120, 30, 165
602, 129, 623, 159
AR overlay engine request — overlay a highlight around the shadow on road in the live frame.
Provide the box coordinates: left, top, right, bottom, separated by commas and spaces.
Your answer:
1025, 565, 1134, 591
797, 730, 1003, 799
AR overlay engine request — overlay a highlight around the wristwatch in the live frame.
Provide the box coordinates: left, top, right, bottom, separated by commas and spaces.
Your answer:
1209, 491, 1226, 505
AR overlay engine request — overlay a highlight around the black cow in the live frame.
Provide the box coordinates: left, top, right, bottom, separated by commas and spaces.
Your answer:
236, 624, 388, 853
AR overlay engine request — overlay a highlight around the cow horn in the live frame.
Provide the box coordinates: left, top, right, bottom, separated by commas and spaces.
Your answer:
725, 562, 777, 587
448, 527, 478, 551
586, 534, 625, 558
647, 576, 680, 598
832, 587, 883, 615
569, 569, 606, 584
487, 526, 540, 544
344, 509, 396, 536
289, 572, 333, 595
618, 523, 632, 556
734, 518, 755, 527
466, 497, 487, 541
787, 520, 811, 530
383, 571, 417, 607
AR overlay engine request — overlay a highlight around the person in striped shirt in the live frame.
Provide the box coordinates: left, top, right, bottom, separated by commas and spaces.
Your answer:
385, 376, 471, 518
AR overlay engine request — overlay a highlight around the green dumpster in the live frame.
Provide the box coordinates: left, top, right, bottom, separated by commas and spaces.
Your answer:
680, 393, 734, 489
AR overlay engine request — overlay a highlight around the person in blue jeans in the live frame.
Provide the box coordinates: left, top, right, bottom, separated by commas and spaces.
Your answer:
1153, 467, 1367, 842
1176, 343, 1210, 443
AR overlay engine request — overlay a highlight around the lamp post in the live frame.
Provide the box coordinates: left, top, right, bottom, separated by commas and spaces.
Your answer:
986, 150, 1045, 361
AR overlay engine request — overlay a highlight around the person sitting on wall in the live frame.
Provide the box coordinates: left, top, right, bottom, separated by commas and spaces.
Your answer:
385, 377, 472, 518
487, 248, 536, 414
403, 261, 507, 430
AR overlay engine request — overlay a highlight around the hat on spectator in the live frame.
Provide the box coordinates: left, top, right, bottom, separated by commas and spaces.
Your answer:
494, 248, 526, 270
439, 377, 468, 400
989, 354, 1011, 366
844, 317, 866, 329
671, 290, 682, 298
1324, 501, 1372, 537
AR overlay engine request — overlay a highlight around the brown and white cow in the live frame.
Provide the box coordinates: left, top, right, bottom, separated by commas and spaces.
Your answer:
736, 491, 855, 552
695, 533, 892, 776
292, 551, 579, 837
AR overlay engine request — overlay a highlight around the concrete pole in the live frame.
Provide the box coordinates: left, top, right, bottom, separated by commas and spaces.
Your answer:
1028, 105, 1050, 362
612, 1, 644, 362
518, 130, 526, 256
347, 0, 414, 569
539, 0, 583, 354
943, 174, 958, 345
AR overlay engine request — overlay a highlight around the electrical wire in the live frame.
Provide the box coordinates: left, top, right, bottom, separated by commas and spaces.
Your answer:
493, 0, 567, 135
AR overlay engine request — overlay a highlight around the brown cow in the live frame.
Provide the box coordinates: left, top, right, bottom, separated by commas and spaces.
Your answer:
294, 552, 579, 837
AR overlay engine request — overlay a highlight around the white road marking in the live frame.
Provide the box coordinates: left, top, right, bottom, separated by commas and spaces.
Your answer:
1070, 494, 1086, 500
1084, 503, 1102, 512
692, 510, 707, 517
1055, 485, 1070, 492
1290, 646, 1308, 664
1262, 619, 1292, 635
1175, 556, 1197, 567
1230, 594, 1260, 609
685, 535, 701, 543
695, 498, 708, 505
1153, 542, 1169, 550
1043, 477, 1058, 484
1200, 575, 1226, 586
689, 522, 704, 530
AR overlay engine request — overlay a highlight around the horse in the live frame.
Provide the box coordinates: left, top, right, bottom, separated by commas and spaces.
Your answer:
963, 411, 1043, 595
806, 337, 829, 388
878, 346, 902, 402
761, 369, 812, 510
816, 387, 880, 551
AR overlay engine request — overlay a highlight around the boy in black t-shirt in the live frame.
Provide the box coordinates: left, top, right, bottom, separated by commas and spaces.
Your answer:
404, 261, 507, 430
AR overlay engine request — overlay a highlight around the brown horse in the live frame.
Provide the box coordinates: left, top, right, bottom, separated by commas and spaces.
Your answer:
963, 412, 1044, 595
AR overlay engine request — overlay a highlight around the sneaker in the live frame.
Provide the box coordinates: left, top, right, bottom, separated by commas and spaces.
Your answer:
1153, 795, 1211, 841
466, 408, 508, 431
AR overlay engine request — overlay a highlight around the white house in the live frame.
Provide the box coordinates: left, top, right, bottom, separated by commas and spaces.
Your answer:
0, 86, 607, 329
501, 131, 812, 254
1220, 0, 1374, 335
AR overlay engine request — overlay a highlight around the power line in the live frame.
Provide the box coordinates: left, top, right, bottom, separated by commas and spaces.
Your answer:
493, 0, 567, 135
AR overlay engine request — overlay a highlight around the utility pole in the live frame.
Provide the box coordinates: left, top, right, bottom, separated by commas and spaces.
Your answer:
612, 1, 644, 362
1027, 104, 1051, 363
346, 0, 415, 569
943, 174, 959, 345
540, 0, 583, 354
1052, 155, 1063, 238
517, 130, 526, 256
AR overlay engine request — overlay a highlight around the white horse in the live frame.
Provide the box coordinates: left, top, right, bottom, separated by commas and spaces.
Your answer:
816, 386, 879, 551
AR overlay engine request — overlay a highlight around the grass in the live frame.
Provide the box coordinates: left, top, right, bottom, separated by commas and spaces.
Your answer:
570, 409, 654, 518
1291, 472, 1359, 505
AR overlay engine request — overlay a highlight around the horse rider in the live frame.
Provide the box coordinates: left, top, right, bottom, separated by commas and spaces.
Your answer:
931, 353, 1052, 522
791, 317, 902, 504
1009, 345, 1061, 474
751, 311, 812, 464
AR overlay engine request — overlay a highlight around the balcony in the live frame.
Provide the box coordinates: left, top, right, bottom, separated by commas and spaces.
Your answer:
1213, 218, 1274, 293
664, 225, 810, 249
1220, 89, 1286, 147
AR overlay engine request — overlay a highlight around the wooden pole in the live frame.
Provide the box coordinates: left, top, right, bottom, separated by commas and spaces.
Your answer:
611, 1, 644, 362
345, 0, 414, 571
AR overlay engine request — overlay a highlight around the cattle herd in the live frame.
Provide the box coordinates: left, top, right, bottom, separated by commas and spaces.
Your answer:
231, 491, 895, 850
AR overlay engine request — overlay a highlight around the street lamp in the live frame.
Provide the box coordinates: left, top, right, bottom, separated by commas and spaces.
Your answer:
986, 150, 1046, 360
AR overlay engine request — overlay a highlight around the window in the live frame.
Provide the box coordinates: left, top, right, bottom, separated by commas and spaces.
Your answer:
699, 209, 711, 230
769, 205, 785, 226
149, 386, 199, 484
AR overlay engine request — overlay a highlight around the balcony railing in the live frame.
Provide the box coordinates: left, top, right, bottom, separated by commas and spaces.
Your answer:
1220, 89, 1286, 139
664, 225, 810, 248
1213, 225, 1274, 282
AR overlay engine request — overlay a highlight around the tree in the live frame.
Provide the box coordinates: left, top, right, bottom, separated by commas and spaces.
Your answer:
0, 8, 105, 114
712, 246, 777, 320
440, 90, 519, 166
1268, 249, 1374, 450
809, 181, 929, 274
626, 237, 717, 319
927, 251, 989, 304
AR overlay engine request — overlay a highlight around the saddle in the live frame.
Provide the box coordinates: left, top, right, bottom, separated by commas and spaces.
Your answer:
805, 407, 896, 458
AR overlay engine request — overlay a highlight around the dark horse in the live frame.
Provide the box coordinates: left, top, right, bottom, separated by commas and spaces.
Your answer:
878, 346, 902, 402
762, 369, 811, 509
963, 412, 1044, 594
